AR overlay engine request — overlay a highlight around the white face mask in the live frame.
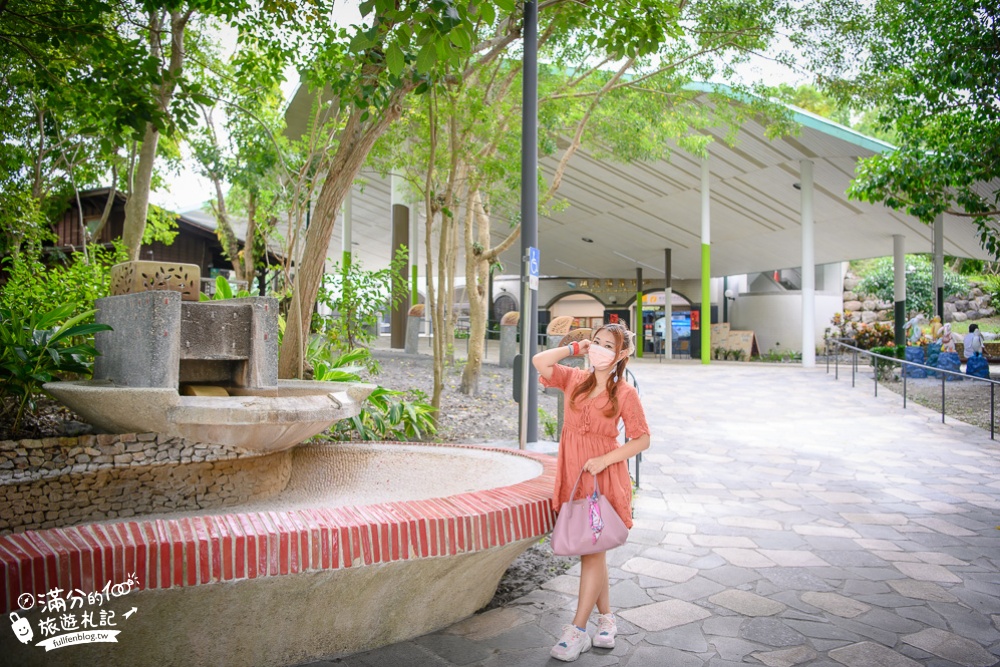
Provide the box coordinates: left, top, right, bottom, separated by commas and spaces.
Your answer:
588, 343, 617, 370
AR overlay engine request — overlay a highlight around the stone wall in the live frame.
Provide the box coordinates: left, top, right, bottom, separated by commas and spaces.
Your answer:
0, 434, 291, 534
842, 273, 994, 324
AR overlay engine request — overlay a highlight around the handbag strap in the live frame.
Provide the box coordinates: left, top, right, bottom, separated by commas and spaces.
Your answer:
567, 467, 601, 499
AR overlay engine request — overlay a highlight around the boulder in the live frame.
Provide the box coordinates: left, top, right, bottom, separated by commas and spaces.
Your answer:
903, 346, 926, 378
862, 300, 876, 311
843, 291, 857, 301
952, 312, 968, 322
967, 353, 990, 379
861, 311, 878, 324
944, 302, 957, 315
843, 300, 863, 311
955, 299, 969, 311
843, 277, 860, 291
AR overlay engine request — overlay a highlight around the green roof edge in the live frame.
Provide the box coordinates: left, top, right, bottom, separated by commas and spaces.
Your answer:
684, 81, 895, 155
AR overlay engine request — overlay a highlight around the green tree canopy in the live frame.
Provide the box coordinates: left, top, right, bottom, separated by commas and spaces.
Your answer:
836, 0, 1000, 256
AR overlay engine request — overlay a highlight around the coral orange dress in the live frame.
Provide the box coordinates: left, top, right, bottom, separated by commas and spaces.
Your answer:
541, 364, 650, 530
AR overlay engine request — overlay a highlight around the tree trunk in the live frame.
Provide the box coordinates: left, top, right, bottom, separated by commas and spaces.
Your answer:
122, 123, 160, 260
212, 178, 244, 281
244, 189, 257, 288
460, 189, 488, 395
277, 97, 407, 379
460, 188, 520, 395
121, 10, 188, 262
90, 162, 117, 241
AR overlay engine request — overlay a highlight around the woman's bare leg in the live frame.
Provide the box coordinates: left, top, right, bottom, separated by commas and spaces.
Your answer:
573, 552, 610, 628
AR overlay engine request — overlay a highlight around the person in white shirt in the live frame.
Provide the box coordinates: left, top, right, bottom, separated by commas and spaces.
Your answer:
964, 323, 984, 358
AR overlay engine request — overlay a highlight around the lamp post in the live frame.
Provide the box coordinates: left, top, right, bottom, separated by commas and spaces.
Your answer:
518, 1, 539, 446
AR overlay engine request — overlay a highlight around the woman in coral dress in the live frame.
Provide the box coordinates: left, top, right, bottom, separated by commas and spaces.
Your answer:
533, 323, 651, 662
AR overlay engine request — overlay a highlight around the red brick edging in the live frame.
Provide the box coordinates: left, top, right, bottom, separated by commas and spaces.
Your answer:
0, 444, 556, 613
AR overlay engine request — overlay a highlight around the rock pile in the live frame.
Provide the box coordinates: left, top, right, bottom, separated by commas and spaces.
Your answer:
842, 273, 994, 323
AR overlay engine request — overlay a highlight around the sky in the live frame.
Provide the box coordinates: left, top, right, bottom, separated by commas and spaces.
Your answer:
150, 2, 802, 215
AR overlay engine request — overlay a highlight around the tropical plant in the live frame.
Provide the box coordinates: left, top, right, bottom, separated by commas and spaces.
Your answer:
0, 303, 112, 435
307, 344, 367, 383
199, 274, 252, 301
856, 255, 968, 318
327, 386, 438, 442
302, 342, 437, 441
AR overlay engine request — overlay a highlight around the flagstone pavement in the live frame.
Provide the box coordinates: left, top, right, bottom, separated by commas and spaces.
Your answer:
302, 358, 1000, 667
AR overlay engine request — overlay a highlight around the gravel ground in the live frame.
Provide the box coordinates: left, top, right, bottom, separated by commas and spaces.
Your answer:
835, 354, 1000, 433
879, 370, 1000, 433
364, 349, 572, 609
362, 349, 559, 444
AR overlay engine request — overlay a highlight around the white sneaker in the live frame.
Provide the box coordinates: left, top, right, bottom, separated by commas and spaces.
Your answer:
593, 613, 616, 649
550, 624, 592, 662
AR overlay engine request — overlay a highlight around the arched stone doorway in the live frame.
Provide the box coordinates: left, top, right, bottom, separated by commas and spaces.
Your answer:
547, 291, 607, 332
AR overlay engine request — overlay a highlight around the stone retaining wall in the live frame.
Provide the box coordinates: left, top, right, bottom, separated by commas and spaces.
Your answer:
0, 434, 290, 534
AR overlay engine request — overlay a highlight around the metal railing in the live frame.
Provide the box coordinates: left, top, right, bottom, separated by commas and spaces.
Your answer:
825, 339, 999, 440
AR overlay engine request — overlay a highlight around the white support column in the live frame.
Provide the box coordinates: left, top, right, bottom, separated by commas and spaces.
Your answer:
894, 234, 906, 345
800, 159, 815, 367
933, 214, 944, 320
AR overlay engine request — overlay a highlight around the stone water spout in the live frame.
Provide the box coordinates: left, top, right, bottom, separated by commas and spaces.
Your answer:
45, 289, 372, 451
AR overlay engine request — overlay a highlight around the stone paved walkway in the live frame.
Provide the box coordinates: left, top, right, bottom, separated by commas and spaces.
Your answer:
302, 359, 1000, 667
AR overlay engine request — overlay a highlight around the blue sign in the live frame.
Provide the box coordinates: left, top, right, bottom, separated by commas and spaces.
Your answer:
528, 247, 539, 290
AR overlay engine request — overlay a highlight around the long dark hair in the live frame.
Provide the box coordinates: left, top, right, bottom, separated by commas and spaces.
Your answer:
569, 323, 632, 417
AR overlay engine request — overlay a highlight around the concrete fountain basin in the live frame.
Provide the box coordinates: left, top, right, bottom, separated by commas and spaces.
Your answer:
0, 442, 557, 667
45, 380, 377, 453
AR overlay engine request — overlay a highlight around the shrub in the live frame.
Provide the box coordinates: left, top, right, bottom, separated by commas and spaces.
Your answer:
870, 345, 903, 380
856, 255, 968, 318
0, 243, 127, 322
826, 314, 895, 350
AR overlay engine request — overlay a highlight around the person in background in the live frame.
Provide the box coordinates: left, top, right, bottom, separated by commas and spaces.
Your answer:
965, 323, 990, 378
964, 323, 984, 358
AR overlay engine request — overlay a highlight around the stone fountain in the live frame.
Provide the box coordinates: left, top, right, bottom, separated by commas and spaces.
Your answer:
0, 267, 556, 666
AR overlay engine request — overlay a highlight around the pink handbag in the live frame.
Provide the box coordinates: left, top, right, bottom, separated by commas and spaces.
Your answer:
551, 468, 629, 556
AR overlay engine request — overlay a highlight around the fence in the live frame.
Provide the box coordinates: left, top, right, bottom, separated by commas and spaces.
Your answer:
825, 339, 1000, 440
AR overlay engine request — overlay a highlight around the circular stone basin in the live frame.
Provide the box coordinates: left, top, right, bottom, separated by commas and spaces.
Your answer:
0, 442, 557, 667
242, 442, 544, 512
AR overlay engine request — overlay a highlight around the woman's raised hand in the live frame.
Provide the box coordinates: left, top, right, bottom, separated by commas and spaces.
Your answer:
577, 339, 591, 354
